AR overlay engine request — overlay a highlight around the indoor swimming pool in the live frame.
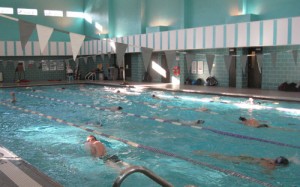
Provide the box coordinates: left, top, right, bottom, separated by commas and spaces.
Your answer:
0, 84, 300, 187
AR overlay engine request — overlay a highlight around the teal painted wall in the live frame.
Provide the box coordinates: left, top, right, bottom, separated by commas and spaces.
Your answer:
144, 0, 184, 31
84, 0, 109, 38
83, 0, 300, 38
185, 0, 240, 28
247, 0, 300, 20
85, 0, 142, 38
108, 0, 142, 38
0, 0, 84, 41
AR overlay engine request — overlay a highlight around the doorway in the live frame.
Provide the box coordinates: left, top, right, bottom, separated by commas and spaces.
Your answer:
229, 48, 236, 87
124, 53, 132, 80
246, 47, 262, 88
160, 54, 170, 83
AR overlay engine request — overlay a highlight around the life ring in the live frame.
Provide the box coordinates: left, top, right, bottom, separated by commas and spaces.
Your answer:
173, 66, 180, 76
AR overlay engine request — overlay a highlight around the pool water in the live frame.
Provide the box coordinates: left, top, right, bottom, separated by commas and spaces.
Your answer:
0, 84, 300, 187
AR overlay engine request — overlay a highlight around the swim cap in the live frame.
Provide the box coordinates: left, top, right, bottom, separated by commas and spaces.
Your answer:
274, 156, 289, 166
118, 106, 123, 110
196, 120, 205, 124
239, 117, 246, 121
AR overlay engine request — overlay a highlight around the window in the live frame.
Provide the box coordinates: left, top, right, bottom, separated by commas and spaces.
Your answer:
17, 8, 37, 16
95, 22, 103, 32
66, 11, 84, 18
44, 10, 63, 17
66, 11, 92, 23
0, 7, 13, 14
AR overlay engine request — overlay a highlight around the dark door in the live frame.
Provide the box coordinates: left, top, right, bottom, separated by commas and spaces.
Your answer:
124, 53, 131, 79
247, 47, 262, 88
229, 48, 236, 87
161, 53, 170, 83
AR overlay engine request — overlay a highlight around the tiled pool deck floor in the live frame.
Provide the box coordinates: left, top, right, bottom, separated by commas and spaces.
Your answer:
0, 80, 299, 186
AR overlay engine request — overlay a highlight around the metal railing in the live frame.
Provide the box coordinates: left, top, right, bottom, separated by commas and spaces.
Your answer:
113, 166, 173, 187
85, 72, 96, 80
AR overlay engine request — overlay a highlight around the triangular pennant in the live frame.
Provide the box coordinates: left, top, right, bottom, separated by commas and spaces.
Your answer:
92, 55, 96, 63
165, 51, 176, 72
206, 54, 215, 75
36, 24, 54, 54
223, 55, 232, 72
292, 50, 298, 65
2, 61, 7, 68
271, 52, 277, 67
141, 47, 154, 72
240, 55, 248, 74
185, 53, 195, 73
19, 20, 36, 51
69, 32, 85, 61
115, 42, 128, 67
256, 54, 263, 74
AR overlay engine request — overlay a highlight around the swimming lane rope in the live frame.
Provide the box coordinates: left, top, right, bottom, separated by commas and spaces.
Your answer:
18, 92, 300, 150
0, 101, 275, 187
55, 88, 211, 113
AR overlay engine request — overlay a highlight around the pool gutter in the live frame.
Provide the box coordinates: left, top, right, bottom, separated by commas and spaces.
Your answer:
0, 145, 63, 187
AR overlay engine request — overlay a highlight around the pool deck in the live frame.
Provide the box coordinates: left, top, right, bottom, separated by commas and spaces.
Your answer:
0, 80, 300, 186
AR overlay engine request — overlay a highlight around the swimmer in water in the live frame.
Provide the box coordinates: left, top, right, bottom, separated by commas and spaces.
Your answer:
10, 92, 16, 103
194, 150, 289, 171
196, 107, 210, 112
239, 116, 300, 132
152, 94, 162, 100
239, 117, 269, 128
171, 119, 205, 126
85, 135, 129, 170
108, 106, 123, 111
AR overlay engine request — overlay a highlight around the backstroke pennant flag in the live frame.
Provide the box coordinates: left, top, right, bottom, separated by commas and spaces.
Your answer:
165, 51, 176, 72
206, 54, 215, 75
141, 47, 153, 72
223, 55, 232, 72
36, 24, 54, 54
115, 42, 128, 67
69, 32, 85, 61
240, 55, 248, 74
185, 52, 195, 73
256, 54, 263, 73
292, 50, 298, 65
19, 20, 36, 52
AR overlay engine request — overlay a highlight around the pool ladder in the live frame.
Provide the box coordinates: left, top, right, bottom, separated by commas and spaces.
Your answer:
85, 72, 96, 80
113, 166, 173, 187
